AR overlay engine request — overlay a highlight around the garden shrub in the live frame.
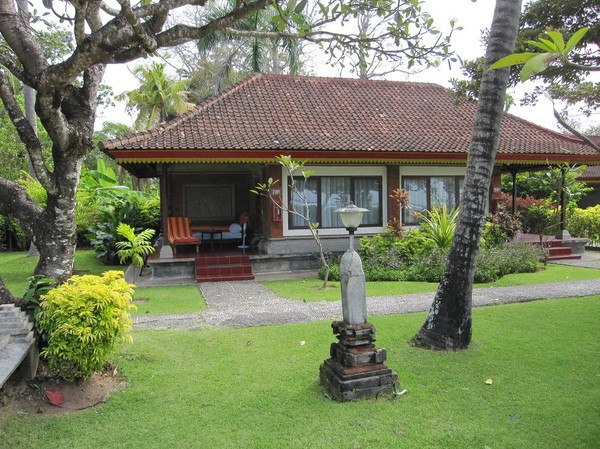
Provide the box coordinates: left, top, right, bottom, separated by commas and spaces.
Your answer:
520, 203, 559, 235
474, 243, 543, 283
403, 247, 448, 282
324, 229, 543, 284
87, 195, 160, 264
363, 266, 406, 282
481, 208, 521, 248
36, 271, 136, 382
417, 205, 458, 250
568, 205, 600, 245
356, 230, 437, 281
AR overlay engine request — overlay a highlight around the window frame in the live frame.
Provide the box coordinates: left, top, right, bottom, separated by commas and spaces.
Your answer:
288, 175, 383, 230
402, 175, 464, 225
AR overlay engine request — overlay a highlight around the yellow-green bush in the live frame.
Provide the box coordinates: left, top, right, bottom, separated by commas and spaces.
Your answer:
37, 271, 136, 381
568, 205, 600, 245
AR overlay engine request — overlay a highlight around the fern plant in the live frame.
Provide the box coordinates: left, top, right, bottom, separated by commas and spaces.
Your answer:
115, 222, 156, 282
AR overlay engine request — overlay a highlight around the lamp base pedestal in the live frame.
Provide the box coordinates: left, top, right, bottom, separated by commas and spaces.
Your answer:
320, 321, 398, 401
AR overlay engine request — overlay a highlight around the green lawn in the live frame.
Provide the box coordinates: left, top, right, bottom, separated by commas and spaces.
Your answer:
0, 250, 122, 295
261, 263, 600, 302
2, 296, 598, 448
0, 251, 206, 315
132, 285, 206, 316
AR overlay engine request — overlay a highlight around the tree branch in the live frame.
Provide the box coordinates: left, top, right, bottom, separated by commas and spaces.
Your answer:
564, 60, 600, 72
0, 0, 48, 77
0, 52, 26, 83
116, 0, 158, 53
0, 178, 43, 244
553, 107, 600, 153
0, 71, 55, 193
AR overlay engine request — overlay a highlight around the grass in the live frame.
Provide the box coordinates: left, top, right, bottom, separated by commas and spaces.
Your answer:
261, 263, 600, 301
0, 250, 122, 295
0, 250, 205, 316
1, 296, 598, 448
132, 285, 206, 316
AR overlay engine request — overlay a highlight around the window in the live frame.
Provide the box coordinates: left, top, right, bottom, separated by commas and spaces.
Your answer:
402, 176, 464, 224
289, 176, 382, 229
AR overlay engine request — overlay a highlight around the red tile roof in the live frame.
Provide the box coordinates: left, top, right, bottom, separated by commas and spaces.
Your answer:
580, 165, 600, 181
101, 74, 600, 166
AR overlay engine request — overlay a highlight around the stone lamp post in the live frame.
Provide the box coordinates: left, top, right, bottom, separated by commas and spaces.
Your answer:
319, 202, 398, 401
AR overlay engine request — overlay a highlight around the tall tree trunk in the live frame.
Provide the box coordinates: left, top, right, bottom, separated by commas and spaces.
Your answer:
32, 157, 81, 280
17, 0, 39, 257
0, 277, 18, 305
411, 0, 522, 350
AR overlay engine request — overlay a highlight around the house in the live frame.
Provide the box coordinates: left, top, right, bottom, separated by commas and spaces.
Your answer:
578, 137, 600, 208
101, 74, 600, 277
579, 165, 600, 208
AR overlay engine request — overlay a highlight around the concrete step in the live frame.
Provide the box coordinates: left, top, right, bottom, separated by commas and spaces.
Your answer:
196, 264, 255, 282
0, 332, 9, 351
195, 254, 254, 282
0, 304, 38, 388
547, 254, 582, 261
197, 273, 256, 282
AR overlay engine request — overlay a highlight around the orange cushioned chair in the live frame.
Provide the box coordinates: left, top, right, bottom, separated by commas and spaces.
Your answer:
167, 217, 200, 255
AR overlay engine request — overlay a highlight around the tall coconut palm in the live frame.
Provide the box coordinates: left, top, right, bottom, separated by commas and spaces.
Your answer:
117, 62, 195, 132
196, 0, 304, 93
411, 0, 523, 350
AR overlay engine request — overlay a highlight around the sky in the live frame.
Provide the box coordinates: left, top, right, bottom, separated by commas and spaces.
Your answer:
99, 0, 597, 133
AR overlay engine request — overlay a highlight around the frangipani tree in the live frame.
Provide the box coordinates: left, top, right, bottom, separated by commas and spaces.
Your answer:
489, 27, 600, 152
0, 0, 453, 294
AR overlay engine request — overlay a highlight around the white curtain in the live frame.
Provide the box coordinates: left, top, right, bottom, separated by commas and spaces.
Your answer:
431, 177, 456, 209
403, 178, 427, 223
290, 178, 317, 227
321, 177, 350, 228
354, 178, 380, 225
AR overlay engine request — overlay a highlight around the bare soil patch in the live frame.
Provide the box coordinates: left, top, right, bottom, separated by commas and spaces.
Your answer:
0, 363, 125, 429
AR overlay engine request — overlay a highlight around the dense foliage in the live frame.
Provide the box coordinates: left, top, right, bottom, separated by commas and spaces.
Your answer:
321, 225, 543, 284
501, 167, 591, 206
568, 205, 600, 245
36, 271, 135, 381
82, 161, 160, 264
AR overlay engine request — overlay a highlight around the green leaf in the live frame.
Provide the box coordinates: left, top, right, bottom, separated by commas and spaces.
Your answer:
565, 27, 589, 53
525, 40, 556, 53
520, 53, 558, 81
546, 31, 565, 53
295, 0, 308, 14
539, 38, 558, 52
488, 52, 537, 70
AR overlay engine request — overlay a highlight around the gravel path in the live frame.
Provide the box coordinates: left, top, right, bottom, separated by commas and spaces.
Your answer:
132, 268, 600, 330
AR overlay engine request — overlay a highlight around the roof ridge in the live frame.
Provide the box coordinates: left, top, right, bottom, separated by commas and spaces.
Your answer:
259, 72, 444, 89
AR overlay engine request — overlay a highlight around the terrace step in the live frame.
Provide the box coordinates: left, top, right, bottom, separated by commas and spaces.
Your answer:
195, 254, 255, 282
0, 304, 38, 389
542, 244, 582, 261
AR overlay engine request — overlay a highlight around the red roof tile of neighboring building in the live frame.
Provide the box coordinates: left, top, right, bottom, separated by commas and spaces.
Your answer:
580, 165, 600, 181
101, 74, 600, 164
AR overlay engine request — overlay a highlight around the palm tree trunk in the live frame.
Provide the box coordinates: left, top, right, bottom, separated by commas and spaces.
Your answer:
411, 0, 523, 350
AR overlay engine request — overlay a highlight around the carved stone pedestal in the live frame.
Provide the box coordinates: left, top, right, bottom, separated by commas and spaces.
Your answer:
320, 321, 398, 401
